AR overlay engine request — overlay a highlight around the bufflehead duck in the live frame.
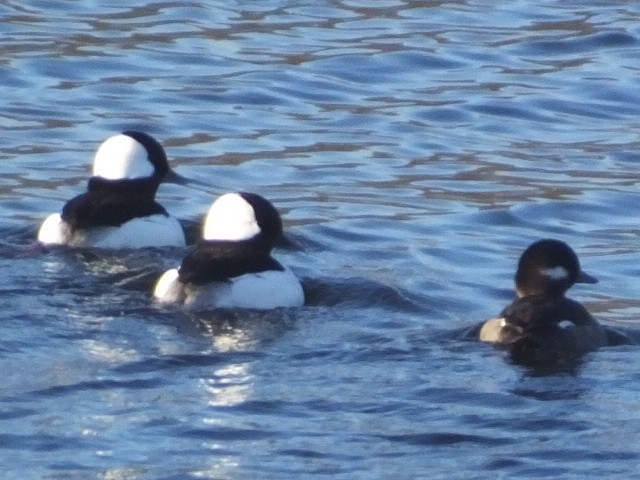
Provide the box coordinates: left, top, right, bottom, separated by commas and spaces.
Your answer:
153, 192, 304, 310
478, 239, 608, 362
38, 131, 187, 249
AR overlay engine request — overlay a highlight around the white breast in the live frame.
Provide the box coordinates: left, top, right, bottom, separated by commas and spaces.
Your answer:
38, 214, 186, 249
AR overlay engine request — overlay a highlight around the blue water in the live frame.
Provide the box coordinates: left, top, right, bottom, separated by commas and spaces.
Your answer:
2, 1, 640, 478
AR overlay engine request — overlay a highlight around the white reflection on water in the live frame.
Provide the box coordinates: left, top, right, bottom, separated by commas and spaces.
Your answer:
201, 362, 253, 407
206, 325, 258, 353
191, 456, 240, 480
79, 339, 140, 365
196, 360, 251, 479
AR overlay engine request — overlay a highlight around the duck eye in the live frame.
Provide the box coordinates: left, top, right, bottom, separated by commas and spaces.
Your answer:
539, 266, 568, 280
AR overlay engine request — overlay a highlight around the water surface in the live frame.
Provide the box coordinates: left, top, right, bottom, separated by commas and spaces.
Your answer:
2, 1, 640, 478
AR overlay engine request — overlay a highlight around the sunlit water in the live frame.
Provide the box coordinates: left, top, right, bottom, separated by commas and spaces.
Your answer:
2, 1, 640, 478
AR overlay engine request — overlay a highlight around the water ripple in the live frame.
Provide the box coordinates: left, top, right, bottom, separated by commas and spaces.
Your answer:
1, 1, 640, 478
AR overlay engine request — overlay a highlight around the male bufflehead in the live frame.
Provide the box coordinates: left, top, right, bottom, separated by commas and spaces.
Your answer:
478, 239, 608, 362
153, 192, 304, 310
38, 131, 187, 249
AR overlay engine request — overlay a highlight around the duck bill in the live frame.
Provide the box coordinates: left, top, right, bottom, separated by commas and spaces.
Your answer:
576, 270, 598, 284
163, 169, 212, 189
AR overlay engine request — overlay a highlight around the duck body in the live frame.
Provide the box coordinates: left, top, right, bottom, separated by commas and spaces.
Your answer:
38, 212, 185, 250
153, 192, 304, 310
479, 295, 607, 359
478, 239, 608, 364
154, 265, 304, 310
38, 131, 186, 249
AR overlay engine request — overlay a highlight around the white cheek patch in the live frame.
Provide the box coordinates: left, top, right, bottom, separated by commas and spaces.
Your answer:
92, 134, 154, 180
203, 193, 261, 241
540, 266, 568, 281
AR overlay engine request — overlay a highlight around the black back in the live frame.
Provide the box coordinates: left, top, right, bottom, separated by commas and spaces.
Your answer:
61, 177, 168, 230
501, 295, 594, 330
496, 295, 601, 369
178, 237, 284, 285
497, 295, 594, 344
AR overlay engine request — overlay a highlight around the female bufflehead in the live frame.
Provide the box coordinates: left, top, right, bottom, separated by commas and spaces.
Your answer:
153, 192, 304, 310
38, 131, 187, 249
478, 239, 608, 361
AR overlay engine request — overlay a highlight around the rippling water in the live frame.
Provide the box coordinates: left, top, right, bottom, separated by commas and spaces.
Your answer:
2, 1, 640, 478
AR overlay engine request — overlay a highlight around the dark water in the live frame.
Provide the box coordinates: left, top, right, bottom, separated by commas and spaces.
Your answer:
2, 1, 640, 478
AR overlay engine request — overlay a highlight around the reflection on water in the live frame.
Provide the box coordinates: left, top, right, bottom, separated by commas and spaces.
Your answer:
80, 339, 141, 365
201, 362, 253, 407
200, 320, 259, 353
1, 0, 640, 478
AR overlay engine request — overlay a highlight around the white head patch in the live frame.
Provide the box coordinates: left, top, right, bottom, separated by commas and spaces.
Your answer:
92, 134, 155, 180
203, 193, 261, 241
540, 266, 568, 281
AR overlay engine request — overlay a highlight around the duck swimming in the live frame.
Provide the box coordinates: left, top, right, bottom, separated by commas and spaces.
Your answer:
478, 239, 608, 364
153, 192, 304, 310
38, 131, 187, 249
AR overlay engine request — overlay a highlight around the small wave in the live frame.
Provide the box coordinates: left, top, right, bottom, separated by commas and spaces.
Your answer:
377, 431, 512, 447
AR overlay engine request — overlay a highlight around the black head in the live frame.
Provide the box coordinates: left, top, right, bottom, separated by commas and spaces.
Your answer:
515, 239, 597, 298
121, 130, 169, 181
89, 131, 173, 199
238, 192, 283, 246
202, 192, 284, 249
